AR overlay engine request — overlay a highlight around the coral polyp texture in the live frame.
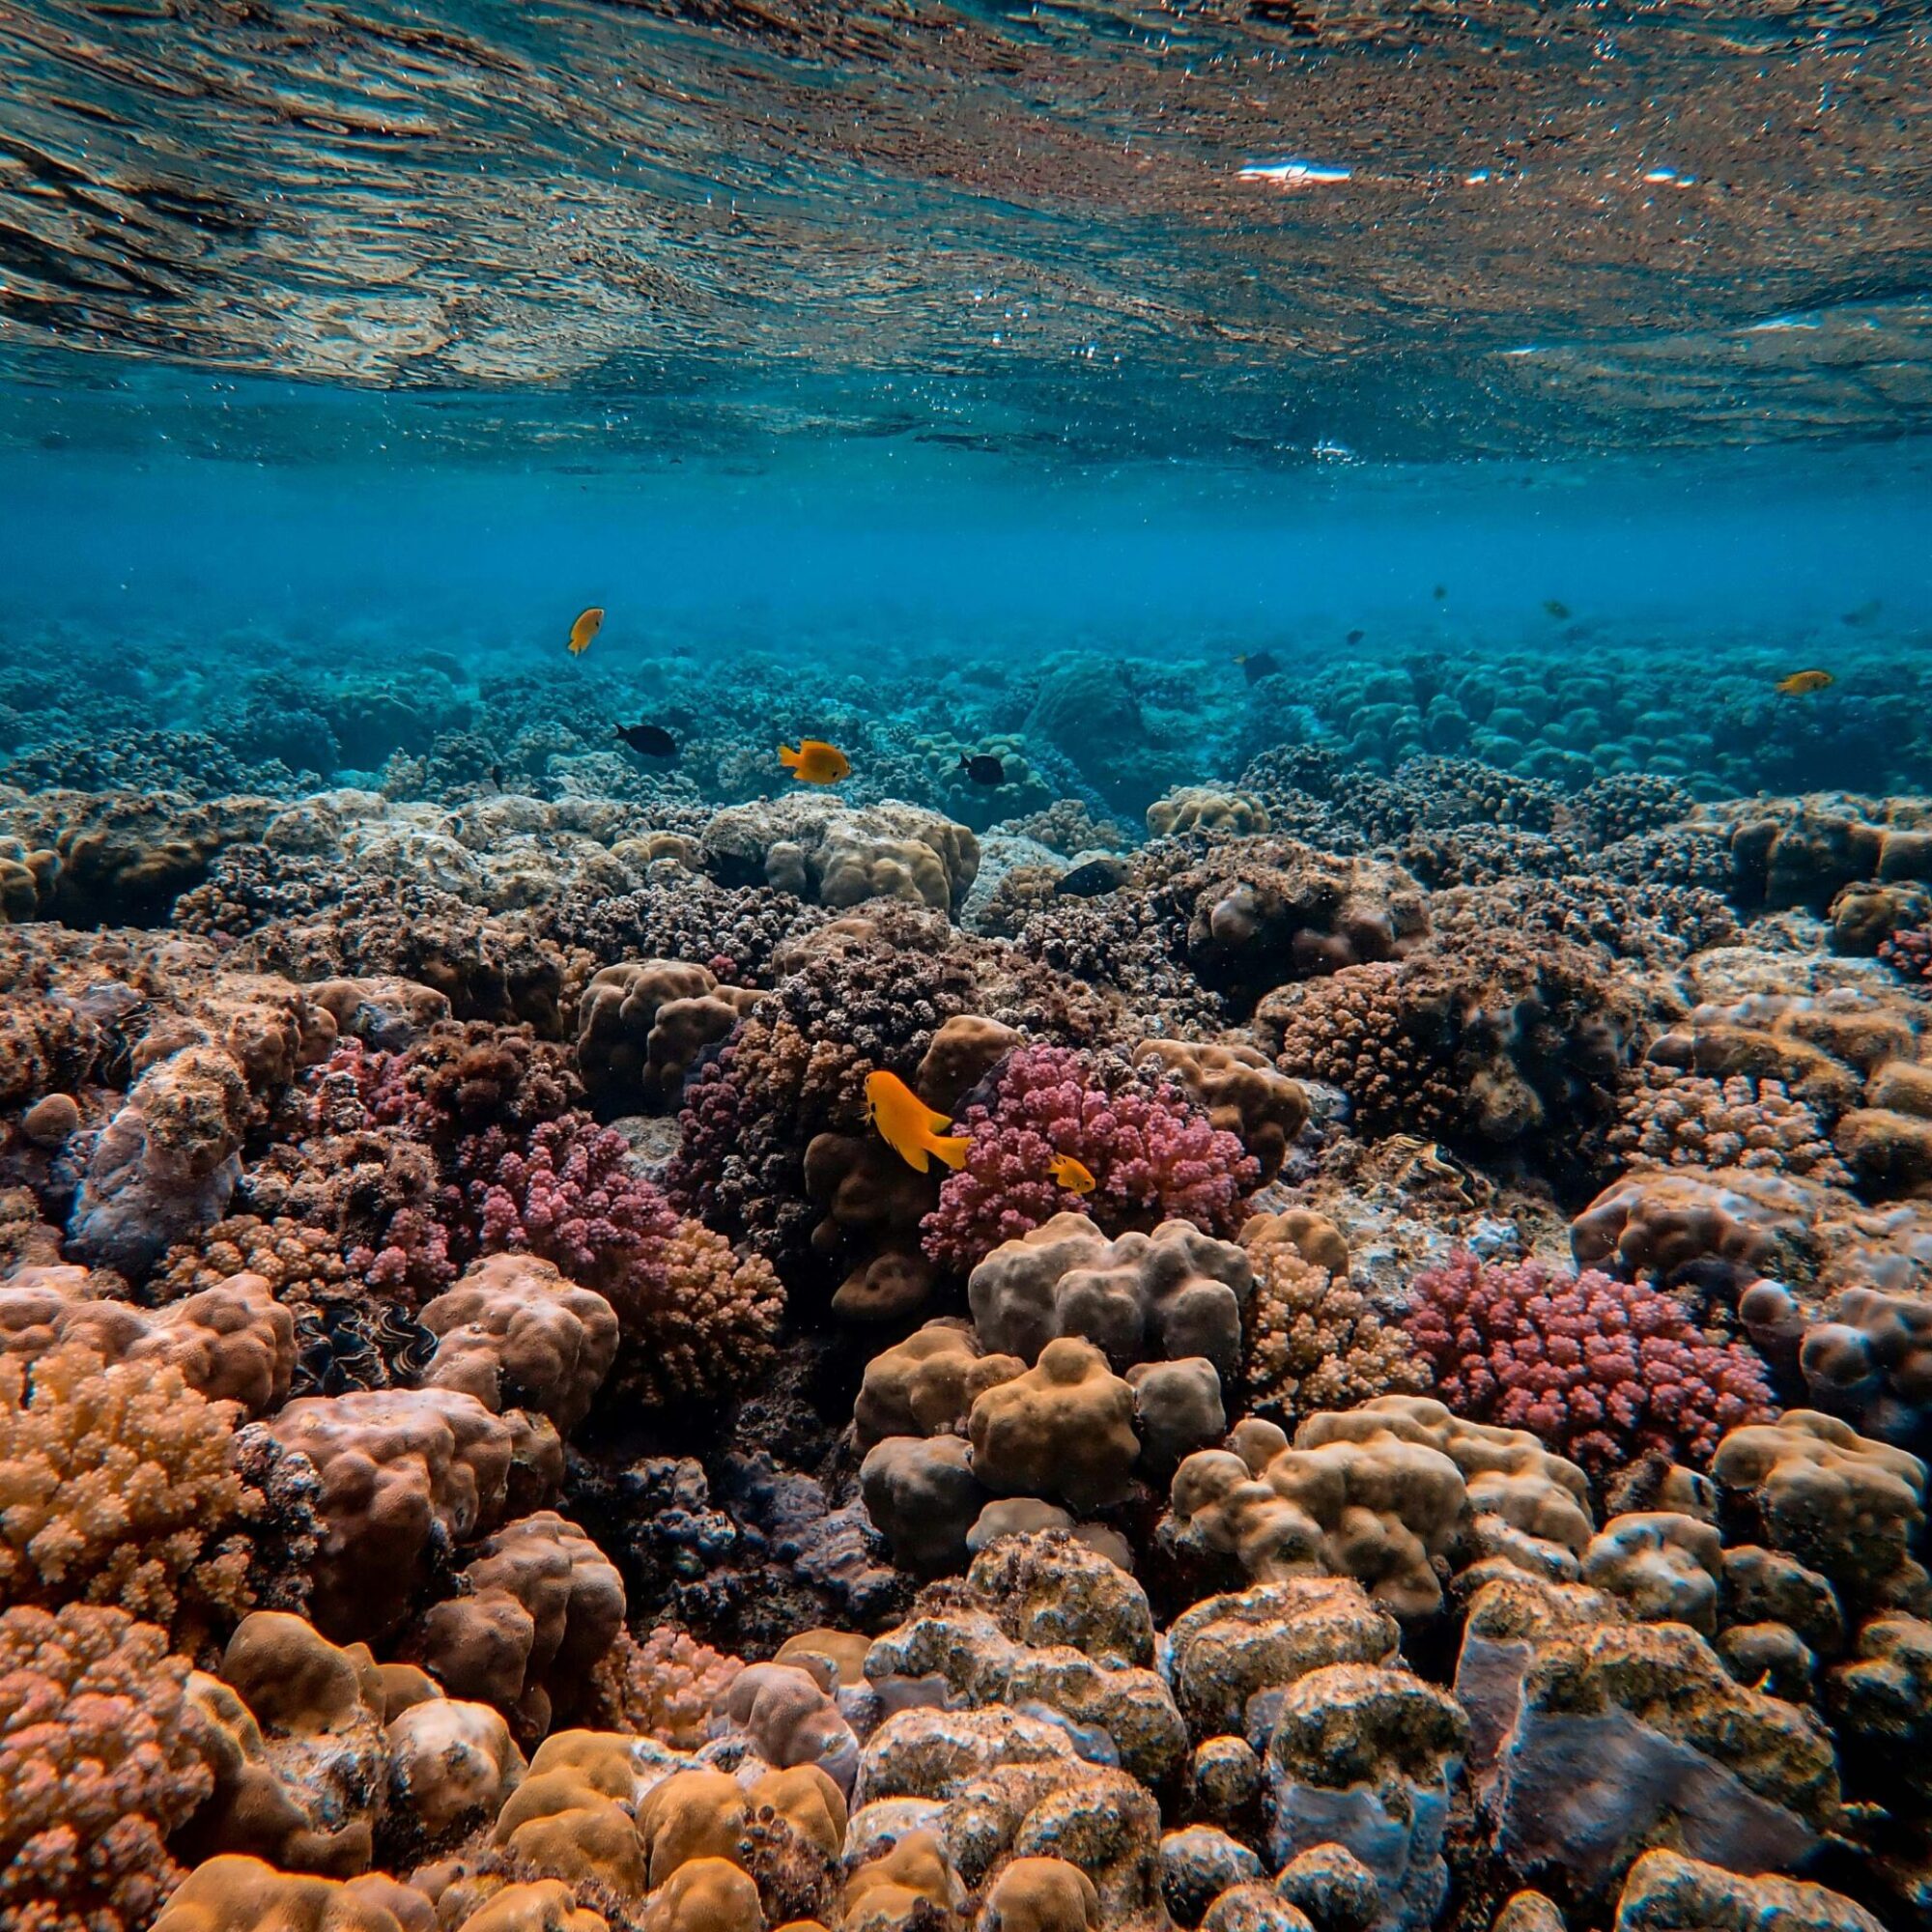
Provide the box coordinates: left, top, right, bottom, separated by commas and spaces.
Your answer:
7, 644, 1932, 1932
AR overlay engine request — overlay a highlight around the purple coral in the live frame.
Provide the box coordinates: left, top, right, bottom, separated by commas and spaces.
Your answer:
922, 1044, 1258, 1270
1403, 1250, 1777, 1475
465, 1113, 681, 1297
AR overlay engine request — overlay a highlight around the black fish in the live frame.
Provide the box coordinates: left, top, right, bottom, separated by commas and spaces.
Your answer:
1054, 857, 1129, 898
958, 753, 1005, 785
616, 723, 678, 759
1543, 599, 1571, 620
1347, 629, 1364, 645
1237, 650, 1281, 685
489, 763, 505, 788
1433, 583, 1448, 600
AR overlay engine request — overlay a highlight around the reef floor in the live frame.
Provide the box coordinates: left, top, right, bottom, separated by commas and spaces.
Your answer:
2, 634, 1929, 1932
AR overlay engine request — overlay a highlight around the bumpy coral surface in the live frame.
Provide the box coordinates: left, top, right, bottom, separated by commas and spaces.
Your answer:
0, 1603, 216, 1932
0, 1343, 258, 1636
923, 1044, 1258, 1268
1403, 1252, 1777, 1476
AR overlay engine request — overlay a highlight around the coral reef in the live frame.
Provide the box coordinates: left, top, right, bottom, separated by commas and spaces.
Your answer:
16, 652, 1932, 1932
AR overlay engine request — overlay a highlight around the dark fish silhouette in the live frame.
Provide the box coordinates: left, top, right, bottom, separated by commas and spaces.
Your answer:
1433, 583, 1447, 600
616, 723, 678, 759
489, 763, 505, 788
1543, 599, 1571, 620
1235, 650, 1281, 685
1347, 629, 1365, 645
958, 753, 1005, 785
1054, 857, 1129, 898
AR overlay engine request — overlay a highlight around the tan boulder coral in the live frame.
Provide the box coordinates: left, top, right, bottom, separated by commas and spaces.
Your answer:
1128, 1356, 1228, 1473
1611, 1848, 1886, 1932
419, 1256, 619, 1435
840, 1830, 965, 1928
268, 1387, 517, 1643
1570, 1166, 1823, 1287
491, 1730, 671, 1900
180, 1611, 390, 1878
153, 1856, 413, 1932
574, 960, 759, 1113
639, 1857, 763, 1932
1711, 1409, 1930, 1613
405, 1512, 625, 1743
0, 1266, 293, 1414
916, 1012, 1024, 1116
968, 1213, 1255, 1381
1797, 1284, 1932, 1442
1487, 1611, 1842, 1895
1162, 1577, 1402, 1743
1166, 1398, 1592, 1619
1263, 1662, 1469, 1932
457, 1880, 607, 1932
701, 796, 979, 914
865, 1594, 1186, 1788
713, 1661, 862, 1799
384, 1695, 526, 1849
1132, 1039, 1308, 1183
980, 1856, 1103, 1930
1147, 788, 1271, 839
1826, 1613, 1932, 1806
861, 1432, 988, 1577
968, 1336, 1141, 1514
856, 1321, 1025, 1448
805, 1132, 944, 1323
1581, 1513, 1724, 1634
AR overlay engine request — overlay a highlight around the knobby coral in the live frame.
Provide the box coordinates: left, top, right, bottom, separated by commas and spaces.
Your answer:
923, 1044, 1258, 1270
0, 1344, 258, 1639
1402, 1252, 1777, 1477
0, 1603, 216, 1932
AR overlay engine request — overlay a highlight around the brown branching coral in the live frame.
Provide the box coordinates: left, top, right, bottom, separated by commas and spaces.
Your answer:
0, 1344, 259, 1642
1260, 927, 1643, 1190
626, 1219, 785, 1406
1242, 1237, 1429, 1431
1608, 1066, 1852, 1182
0, 1603, 217, 1932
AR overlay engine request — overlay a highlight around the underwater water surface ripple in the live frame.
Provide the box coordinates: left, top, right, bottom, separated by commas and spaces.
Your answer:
3, 0, 1932, 460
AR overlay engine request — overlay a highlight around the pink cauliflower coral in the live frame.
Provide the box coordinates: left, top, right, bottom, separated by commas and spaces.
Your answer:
466, 1114, 681, 1297
1404, 1250, 1777, 1475
923, 1044, 1258, 1270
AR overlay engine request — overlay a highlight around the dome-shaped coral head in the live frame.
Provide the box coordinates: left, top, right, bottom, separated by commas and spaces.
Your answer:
922, 1043, 1258, 1271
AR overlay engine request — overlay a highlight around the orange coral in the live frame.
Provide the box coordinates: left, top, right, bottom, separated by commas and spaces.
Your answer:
0, 1603, 216, 1932
0, 1343, 257, 1639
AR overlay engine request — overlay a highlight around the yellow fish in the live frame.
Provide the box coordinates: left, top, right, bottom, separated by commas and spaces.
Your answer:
567, 607, 604, 656
1775, 669, 1834, 696
866, 1070, 970, 1174
1048, 1152, 1095, 1196
779, 739, 851, 784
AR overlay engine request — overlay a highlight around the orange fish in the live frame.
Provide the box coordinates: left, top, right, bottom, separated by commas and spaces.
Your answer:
866, 1070, 970, 1174
779, 739, 851, 784
1048, 1152, 1095, 1196
1775, 668, 1834, 696
567, 607, 604, 656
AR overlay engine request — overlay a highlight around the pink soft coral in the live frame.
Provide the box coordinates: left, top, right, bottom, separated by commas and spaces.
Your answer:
922, 1044, 1258, 1270
1403, 1250, 1777, 1475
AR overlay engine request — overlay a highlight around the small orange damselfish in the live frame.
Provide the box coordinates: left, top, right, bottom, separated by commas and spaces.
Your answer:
1048, 1152, 1095, 1196
567, 607, 604, 655
779, 739, 851, 784
866, 1070, 969, 1174
1774, 668, 1834, 696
